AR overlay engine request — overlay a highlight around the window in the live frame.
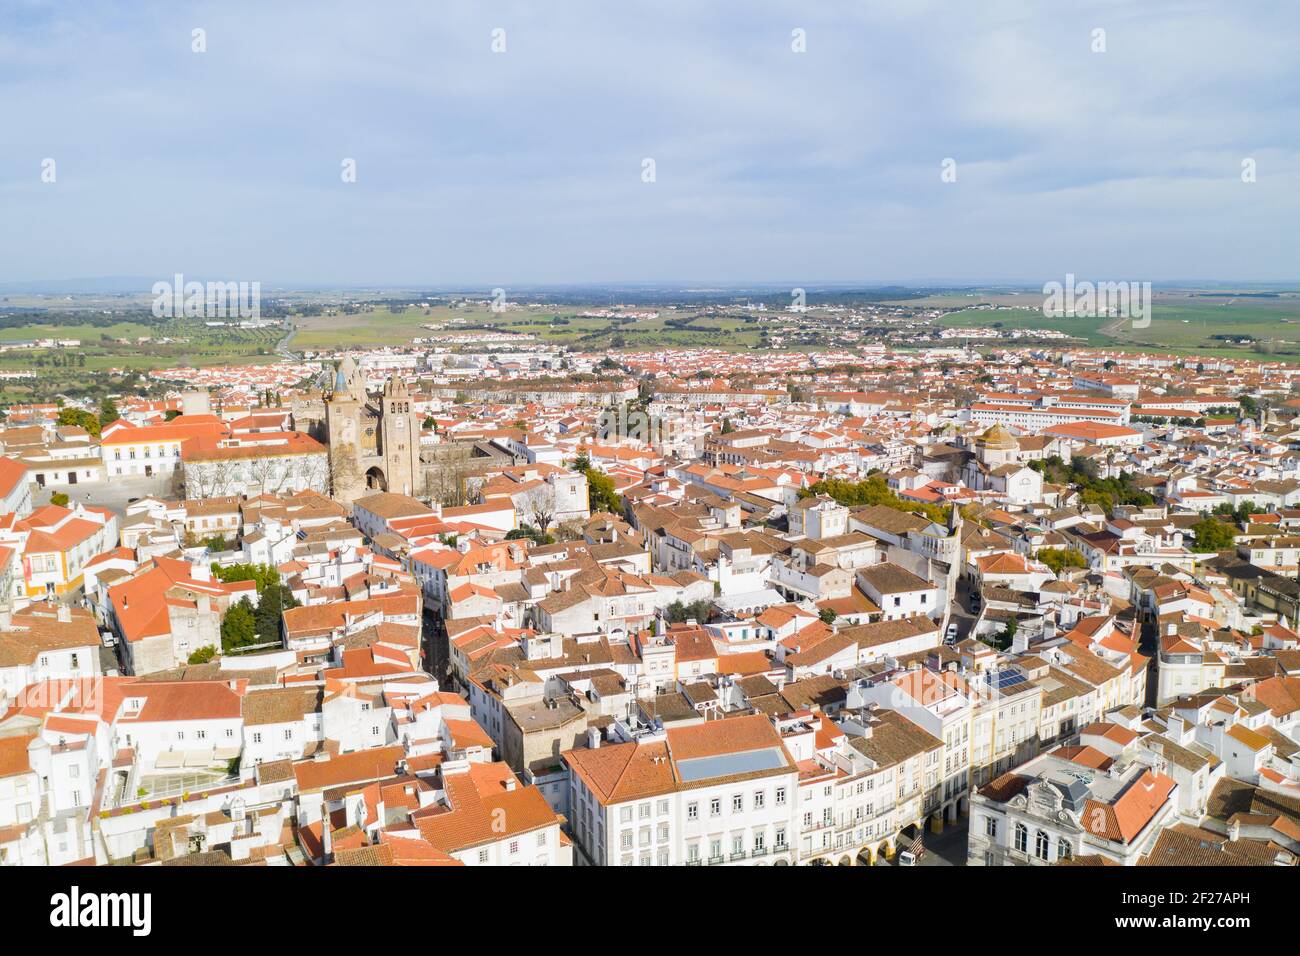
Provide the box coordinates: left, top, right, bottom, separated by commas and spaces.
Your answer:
732, 794, 743, 812
710, 798, 721, 817
478, 849, 489, 863
1057, 839, 1071, 861
1035, 830, 1049, 861
283, 729, 293, 741
620, 806, 633, 824
252, 732, 262, 744
687, 801, 698, 820
1014, 823, 1027, 853
985, 816, 997, 838
638, 803, 650, 820
775, 787, 786, 806
621, 833, 633, 850
657, 799, 669, 816
509, 840, 519, 855
754, 790, 765, 809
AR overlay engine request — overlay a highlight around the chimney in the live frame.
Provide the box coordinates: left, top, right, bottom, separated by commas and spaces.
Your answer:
56, 604, 72, 623
587, 726, 602, 749
1166, 622, 1177, 636
1228, 818, 1241, 843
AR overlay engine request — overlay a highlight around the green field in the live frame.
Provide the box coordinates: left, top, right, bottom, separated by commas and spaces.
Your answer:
924, 291, 1300, 360
290, 305, 769, 351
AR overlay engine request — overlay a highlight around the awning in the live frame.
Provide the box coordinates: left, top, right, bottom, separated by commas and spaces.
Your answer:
183, 749, 215, 768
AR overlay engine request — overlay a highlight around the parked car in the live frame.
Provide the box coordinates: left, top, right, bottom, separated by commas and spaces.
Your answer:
944, 622, 959, 645
898, 850, 918, 866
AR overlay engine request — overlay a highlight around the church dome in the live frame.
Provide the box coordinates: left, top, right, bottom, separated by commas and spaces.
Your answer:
975, 424, 1018, 449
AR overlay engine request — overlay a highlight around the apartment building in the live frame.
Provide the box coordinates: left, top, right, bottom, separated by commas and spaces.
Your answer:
563, 714, 800, 866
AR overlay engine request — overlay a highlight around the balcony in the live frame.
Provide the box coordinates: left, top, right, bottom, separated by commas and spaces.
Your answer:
730, 850, 747, 861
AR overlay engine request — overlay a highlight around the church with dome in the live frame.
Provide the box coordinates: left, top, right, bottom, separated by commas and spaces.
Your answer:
960, 424, 1043, 505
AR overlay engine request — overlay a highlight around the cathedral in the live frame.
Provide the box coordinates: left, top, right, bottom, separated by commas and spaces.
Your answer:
324, 355, 421, 504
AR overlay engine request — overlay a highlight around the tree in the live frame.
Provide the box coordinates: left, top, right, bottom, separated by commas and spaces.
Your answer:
571, 449, 592, 473
518, 484, 558, 533
586, 468, 622, 515
1036, 547, 1087, 576
57, 406, 101, 438
663, 599, 713, 624
254, 583, 298, 645
818, 607, 837, 625
50, 491, 70, 507
507, 524, 554, 546
212, 563, 281, 593
801, 475, 949, 525
221, 598, 256, 650
1190, 517, 1237, 554
99, 396, 120, 426
188, 646, 217, 665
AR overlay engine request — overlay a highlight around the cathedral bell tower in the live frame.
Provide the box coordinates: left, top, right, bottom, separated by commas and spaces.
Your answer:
380, 376, 419, 497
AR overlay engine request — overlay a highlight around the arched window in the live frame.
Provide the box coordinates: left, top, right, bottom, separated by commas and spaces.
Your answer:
1035, 830, 1050, 860
1014, 823, 1027, 853
1057, 839, 1071, 860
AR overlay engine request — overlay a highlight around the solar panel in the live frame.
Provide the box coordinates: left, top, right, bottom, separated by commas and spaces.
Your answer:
676, 747, 787, 783
989, 670, 1028, 691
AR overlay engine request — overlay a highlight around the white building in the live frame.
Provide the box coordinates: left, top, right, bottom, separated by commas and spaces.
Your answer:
563, 714, 799, 866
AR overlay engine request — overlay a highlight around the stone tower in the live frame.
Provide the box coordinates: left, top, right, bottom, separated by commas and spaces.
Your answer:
324, 357, 420, 504
380, 375, 419, 497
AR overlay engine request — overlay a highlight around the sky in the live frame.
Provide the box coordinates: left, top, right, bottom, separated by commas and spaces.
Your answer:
0, 0, 1297, 288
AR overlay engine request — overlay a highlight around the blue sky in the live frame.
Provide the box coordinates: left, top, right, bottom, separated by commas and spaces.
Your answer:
0, 0, 1297, 287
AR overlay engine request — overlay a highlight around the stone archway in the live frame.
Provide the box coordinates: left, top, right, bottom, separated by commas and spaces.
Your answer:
837, 854, 854, 866
857, 844, 878, 866
365, 466, 388, 492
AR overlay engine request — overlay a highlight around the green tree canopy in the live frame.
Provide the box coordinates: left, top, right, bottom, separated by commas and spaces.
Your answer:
1036, 547, 1087, 575
57, 406, 101, 438
220, 598, 257, 650
1190, 517, 1238, 554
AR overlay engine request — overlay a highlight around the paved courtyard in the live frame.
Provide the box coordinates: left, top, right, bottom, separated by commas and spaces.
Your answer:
36, 474, 174, 517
